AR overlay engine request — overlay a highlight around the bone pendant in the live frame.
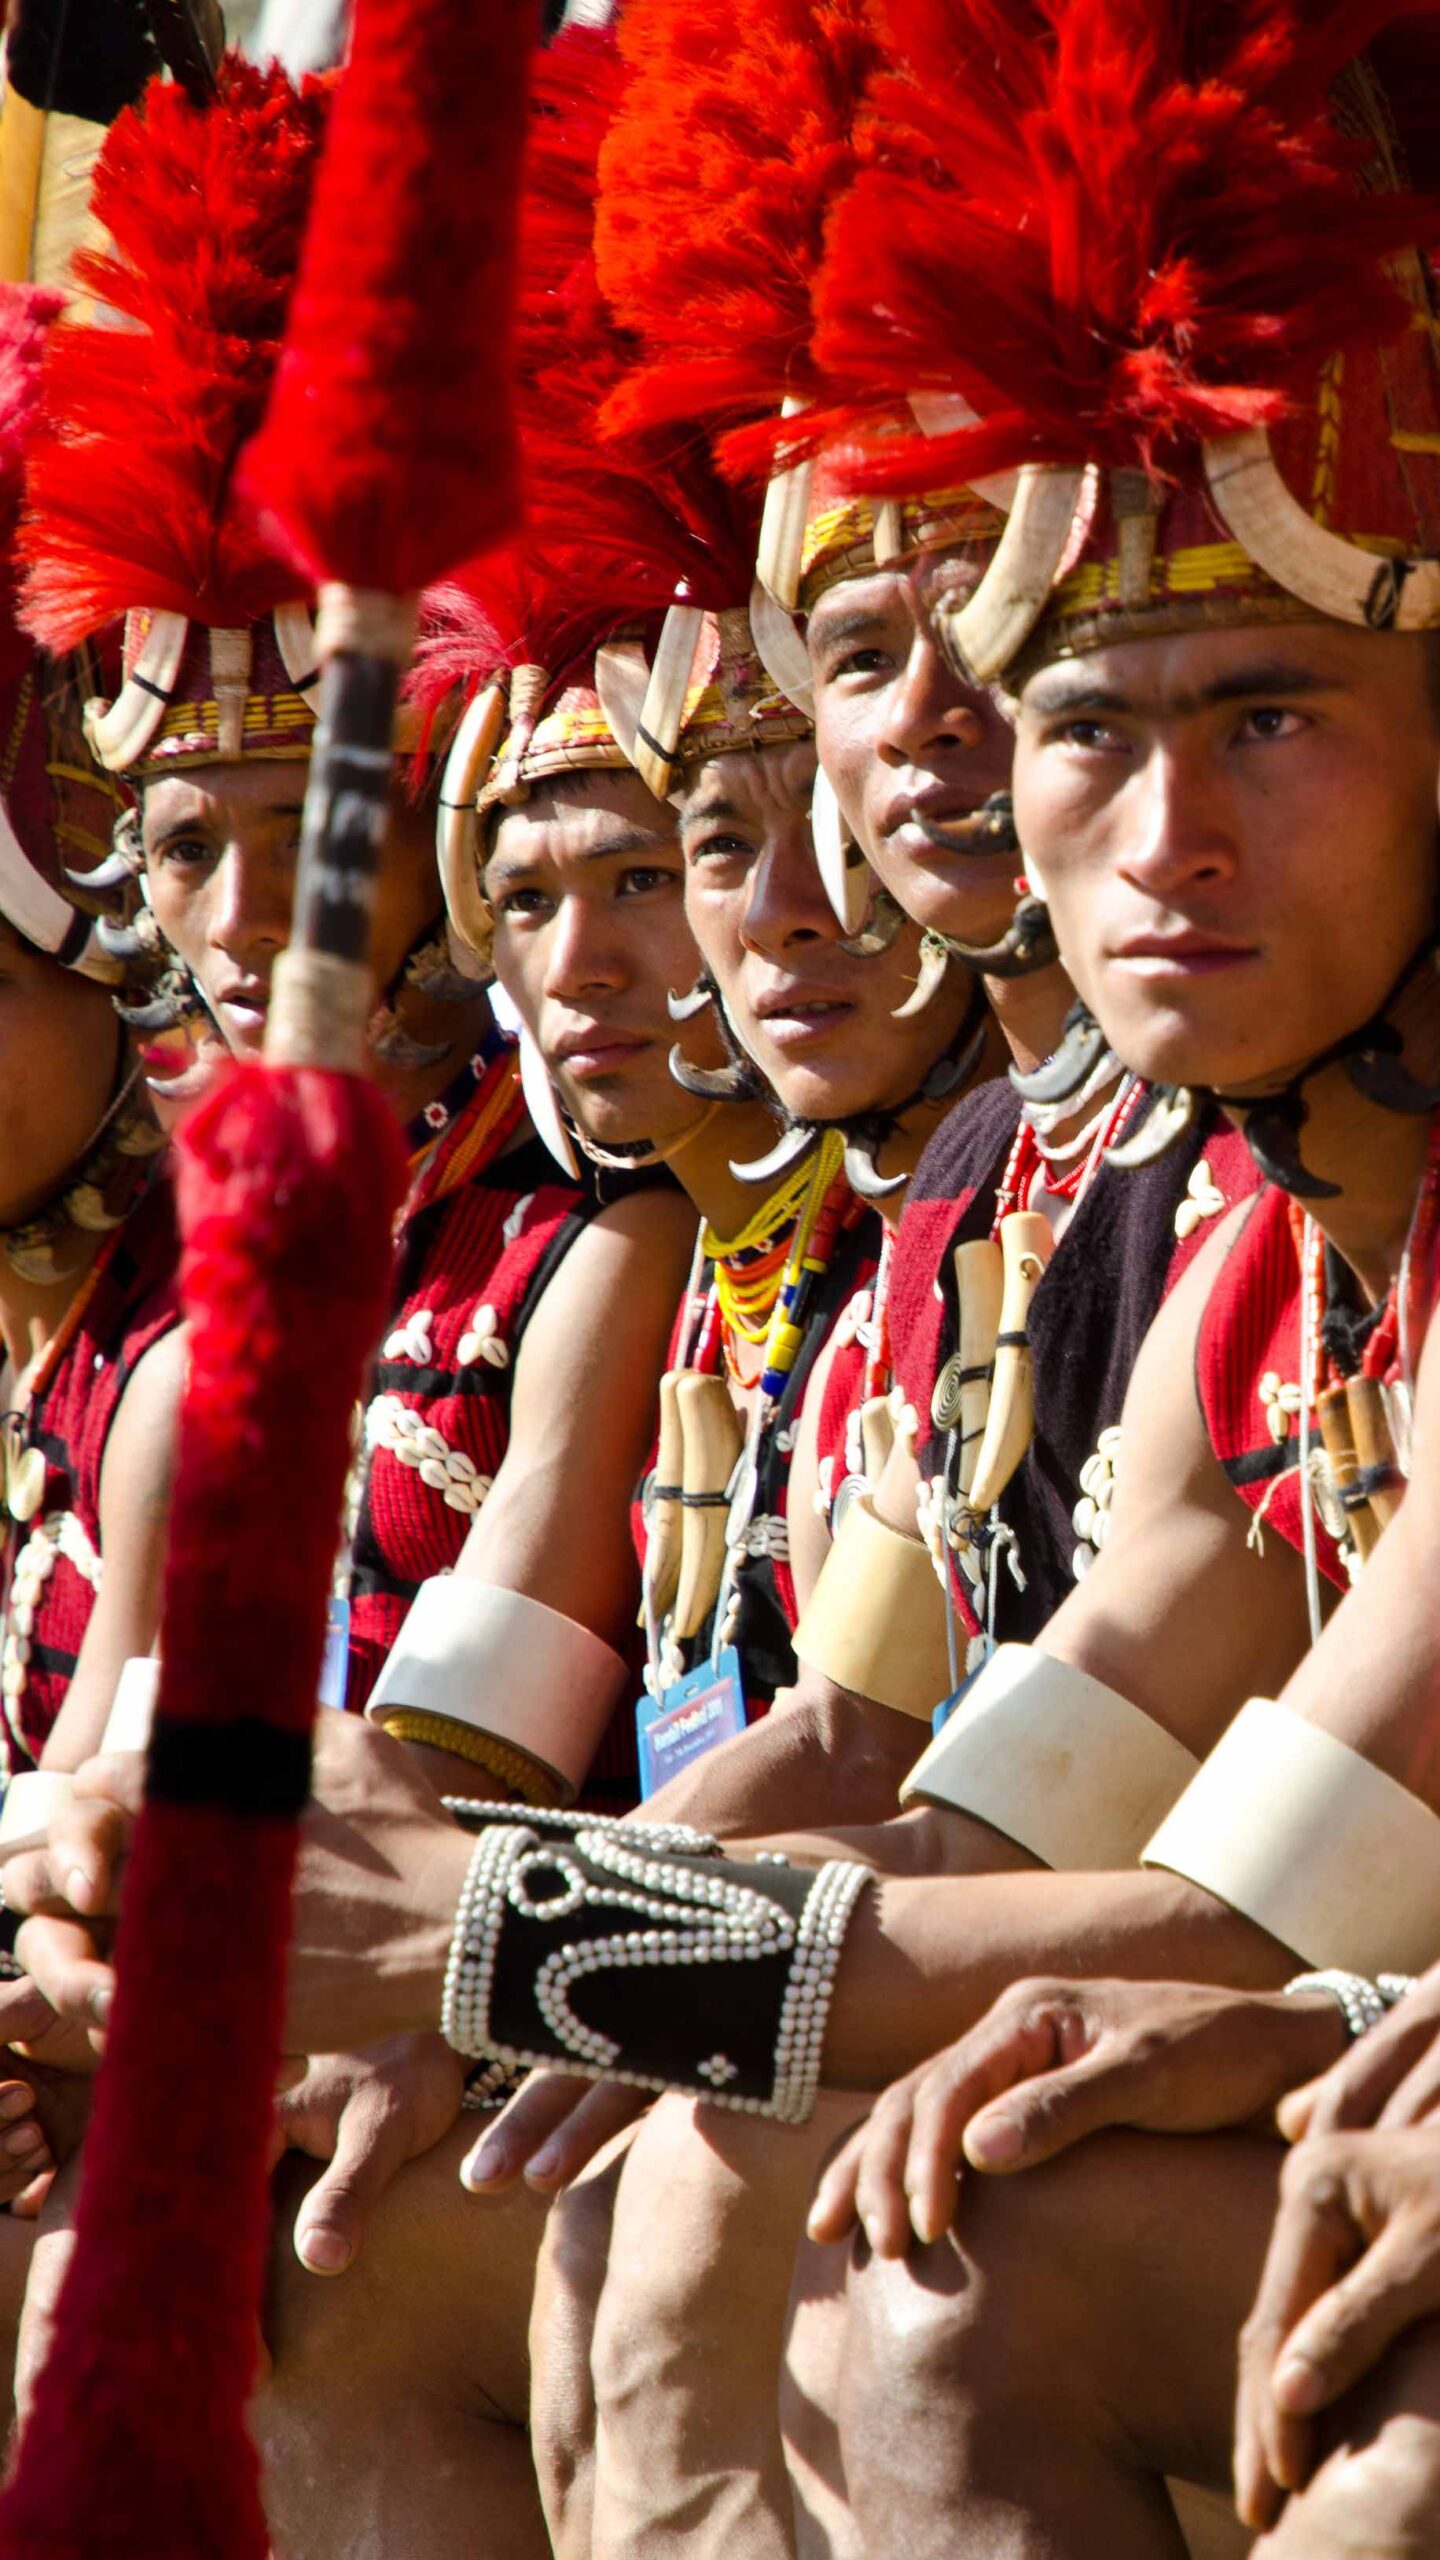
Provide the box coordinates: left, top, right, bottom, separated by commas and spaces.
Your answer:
642, 1371, 686, 1622
858, 1395, 896, 1491
1343, 1374, 1402, 1535
966, 1213, 1053, 1516
1316, 1382, 1377, 1562
951, 1237, 1005, 1500
672, 1373, 745, 1641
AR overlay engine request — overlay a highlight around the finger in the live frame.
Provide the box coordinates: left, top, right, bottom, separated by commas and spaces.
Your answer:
1281, 2007, 1440, 2141
1272, 2214, 1440, 2420
1236, 2164, 1358, 2517
0, 2116, 52, 2202
1375, 2047, 1440, 2133
292, 2093, 406, 2276
851, 2095, 918, 2258
806, 2124, 868, 2246
6, 2165, 55, 2222
3, 1799, 133, 1922
460, 2071, 598, 2191
13, 1915, 114, 2035
521, 2082, 648, 2192
0, 1980, 58, 2047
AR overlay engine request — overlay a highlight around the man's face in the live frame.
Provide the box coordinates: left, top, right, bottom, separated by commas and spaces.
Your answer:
679, 737, 981, 1126
808, 549, 1017, 943
142, 759, 443, 1056
1013, 621, 1440, 1094
486, 767, 714, 1150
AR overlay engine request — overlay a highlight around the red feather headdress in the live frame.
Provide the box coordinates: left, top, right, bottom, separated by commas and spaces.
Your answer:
593, 0, 885, 448
806, 0, 1440, 491
16, 58, 331, 771
19, 58, 326, 645
0, 281, 62, 689
587, 0, 989, 642
413, 20, 786, 854
780, 0, 1440, 676
0, 280, 125, 973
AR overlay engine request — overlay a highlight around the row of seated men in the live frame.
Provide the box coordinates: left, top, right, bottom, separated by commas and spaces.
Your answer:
2, 0, 1440, 2551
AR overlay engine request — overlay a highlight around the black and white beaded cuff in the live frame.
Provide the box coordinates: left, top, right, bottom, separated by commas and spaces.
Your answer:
439, 1815, 870, 2124
442, 1800, 721, 1858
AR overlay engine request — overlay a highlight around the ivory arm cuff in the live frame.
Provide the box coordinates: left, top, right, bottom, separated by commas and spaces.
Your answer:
366, 1580, 627, 1804
1143, 1697, 1440, 1976
901, 1644, 1199, 1869
793, 1494, 951, 1722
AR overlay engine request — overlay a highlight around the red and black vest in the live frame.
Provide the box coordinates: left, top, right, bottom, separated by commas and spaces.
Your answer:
1196, 1185, 1349, 1587
1, 1169, 182, 1773
346, 1131, 596, 1711
893, 1078, 1260, 1654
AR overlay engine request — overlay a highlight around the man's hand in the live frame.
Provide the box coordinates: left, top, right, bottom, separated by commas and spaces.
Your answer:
460, 2068, 648, 2196
1278, 1961, 1440, 2144
6, 1719, 474, 2060
272, 2034, 467, 2274
1235, 2126, 1440, 2532
807, 1976, 1347, 2257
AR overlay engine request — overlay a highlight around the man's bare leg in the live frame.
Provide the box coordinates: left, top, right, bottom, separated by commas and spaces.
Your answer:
1254, 2321, 1440, 2560
781, 2203, 863, 2560
838, 2130, 1279, 2560
587, 2092, 866, 2560
254, 2120, 550, 2560
528, 2124, 635, 2560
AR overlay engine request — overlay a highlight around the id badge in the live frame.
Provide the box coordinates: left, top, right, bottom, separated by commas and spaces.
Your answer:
319, 1595, 351, 1712
635, 1645, 747, 1799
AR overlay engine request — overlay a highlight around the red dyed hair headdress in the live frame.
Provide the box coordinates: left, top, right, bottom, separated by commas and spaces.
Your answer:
18, 57, 333, 770
799, 0, 1440, 678
0, 279, 125, 976
420, 23, 808, 976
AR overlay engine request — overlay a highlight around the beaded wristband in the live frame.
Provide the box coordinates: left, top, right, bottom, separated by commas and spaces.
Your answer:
438, 1811, 870, 2123
1284, 1968, 1387, 2040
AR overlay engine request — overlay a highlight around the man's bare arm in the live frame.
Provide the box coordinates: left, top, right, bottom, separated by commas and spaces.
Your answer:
400, 1185, 697, 1801
39, 1325, 184, 1774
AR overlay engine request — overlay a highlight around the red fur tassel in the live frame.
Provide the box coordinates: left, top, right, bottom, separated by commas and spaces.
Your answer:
0, 1065, 405, 2560
18, 60, 326, 648
787, 0, 1440, 494
241, 0, 536, 597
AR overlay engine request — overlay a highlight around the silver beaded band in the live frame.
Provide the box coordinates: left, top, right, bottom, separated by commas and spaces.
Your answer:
1285, 1968, 1387, 2040
438, 1814, 870, 2123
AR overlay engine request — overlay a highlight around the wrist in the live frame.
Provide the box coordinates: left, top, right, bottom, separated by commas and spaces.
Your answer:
1273, 1983, 1354, 2077
407, 1821, 477, 2034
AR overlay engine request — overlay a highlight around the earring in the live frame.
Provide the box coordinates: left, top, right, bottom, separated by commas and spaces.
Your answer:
515, 1022, 581, 1177
810, 765, 873, 937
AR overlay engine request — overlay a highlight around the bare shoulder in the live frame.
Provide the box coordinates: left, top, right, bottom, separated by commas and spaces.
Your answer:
588, 1184, 702, 1255
98, 1321, 187, 1529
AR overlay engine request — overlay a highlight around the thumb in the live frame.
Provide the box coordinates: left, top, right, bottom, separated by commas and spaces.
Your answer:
292, 2090, 408, 2277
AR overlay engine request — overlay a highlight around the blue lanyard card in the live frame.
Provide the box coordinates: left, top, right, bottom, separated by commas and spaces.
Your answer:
319, 1594, 351, 1713
635, 1646, 747, 1799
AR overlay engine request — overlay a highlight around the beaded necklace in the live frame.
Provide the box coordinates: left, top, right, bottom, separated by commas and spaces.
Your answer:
992, 1074, 1141, 1230
700, 1147, 821, 1353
